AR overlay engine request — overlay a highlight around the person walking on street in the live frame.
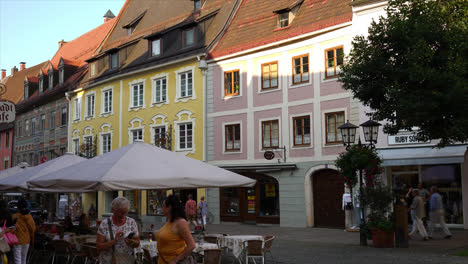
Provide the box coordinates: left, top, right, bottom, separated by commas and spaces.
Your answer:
408, 190, 429, 241
157, 195, 196, 264
12, 199, 35, 264
185, 194, 197, 229
96, 197, 140, 264
428, 186, 452, 239
198, 197, 208, 231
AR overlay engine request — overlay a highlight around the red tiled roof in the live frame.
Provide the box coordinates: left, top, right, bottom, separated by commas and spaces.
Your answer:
209, 0, 352, 59
47, 18, 116, 69
0, 62, 48, 104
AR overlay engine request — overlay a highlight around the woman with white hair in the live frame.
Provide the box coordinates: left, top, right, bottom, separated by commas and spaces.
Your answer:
96, 197, 140, 264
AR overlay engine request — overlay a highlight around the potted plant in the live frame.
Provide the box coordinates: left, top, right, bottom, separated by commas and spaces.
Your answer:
360, 182, 395, 248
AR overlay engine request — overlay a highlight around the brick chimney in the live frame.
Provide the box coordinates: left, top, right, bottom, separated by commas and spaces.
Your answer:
58, 39, 68, 49
11, 66, 18, 75
19, 62, 26, 71
1, 69, 6, 81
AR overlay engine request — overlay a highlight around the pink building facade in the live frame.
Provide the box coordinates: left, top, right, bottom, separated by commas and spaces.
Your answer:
0, 125, 14, 170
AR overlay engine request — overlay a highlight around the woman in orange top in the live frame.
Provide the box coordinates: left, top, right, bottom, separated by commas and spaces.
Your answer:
12, 199, 36, 264
156, 195, 195, 264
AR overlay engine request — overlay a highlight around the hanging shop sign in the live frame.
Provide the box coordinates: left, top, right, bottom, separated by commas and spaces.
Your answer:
264, 151, 275, 160
0, 99, 15, 123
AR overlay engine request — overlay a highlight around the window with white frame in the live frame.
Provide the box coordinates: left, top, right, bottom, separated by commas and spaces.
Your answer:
225, 124, 240, 151
132, 129, 143, 143
74, 98, 81, 120
73, 138, 80, 155
153, 77, 167, 103
84, 136, 93, 157
178, 123, 193, 150
132, 83, 144, 107
179, 71, 192, 97
103, 89, 113, 113
151, 39, 161, 57
293, 115, 311, 146
102, 133, 112, 153
86, 94, 95, 117
153, 126, 166, 148
31, 118, 37, 134
262, 120, 279, 148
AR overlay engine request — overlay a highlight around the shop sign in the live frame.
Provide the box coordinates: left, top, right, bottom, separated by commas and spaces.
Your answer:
388, 134, 430, 145
265, 184, 276, 197
247, 196, 255, 213
264, 151, 275, 160
0, 101, 15, 123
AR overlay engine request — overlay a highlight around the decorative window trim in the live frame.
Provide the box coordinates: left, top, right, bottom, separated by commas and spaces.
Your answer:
175, 66, 196, 103
71, 130, 80, 155
290, 113, 313, 149
128, 117, 145, 144
150, 73, 169, 107
100, 86, 114, 117
84, 91, 96, 120
174, 110, 196, 154
220, 64, 243, 99
222, 121, 242, 154
128, 78, 146, 111
98, 123, 113, 155
324, 45, 344, 79
258, 117, 281, 152
150, 114, 168, 145
260, 61, 279, 92
323, 108, 347, 147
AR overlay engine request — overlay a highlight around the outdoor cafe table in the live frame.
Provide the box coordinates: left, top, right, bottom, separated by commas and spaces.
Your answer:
139, 240, 219, 258
218, 235, 264, 260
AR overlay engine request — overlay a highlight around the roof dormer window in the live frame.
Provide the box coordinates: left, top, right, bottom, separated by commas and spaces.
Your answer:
183, 28, 195, 47
39, 76, 44, 93
274, 0, 302, 29
59, 67, 64, 85
194, 0, 203, 10
48, 71, 54, 90
278, 12, 289, 28
110, 52, 119, 69
123, 10, 146, 36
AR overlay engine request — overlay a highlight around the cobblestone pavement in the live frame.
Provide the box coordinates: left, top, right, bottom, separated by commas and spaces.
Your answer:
205, 223, 468, 264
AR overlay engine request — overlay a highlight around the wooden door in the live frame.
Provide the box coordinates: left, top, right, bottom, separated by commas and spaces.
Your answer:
313, 169, 345, 228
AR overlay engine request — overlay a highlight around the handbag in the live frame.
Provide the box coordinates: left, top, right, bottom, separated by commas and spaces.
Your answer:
0, 238, 10, 253
2, 220, 19, 247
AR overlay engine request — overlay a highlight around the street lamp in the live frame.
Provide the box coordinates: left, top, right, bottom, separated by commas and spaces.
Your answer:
338, 119, 382, 246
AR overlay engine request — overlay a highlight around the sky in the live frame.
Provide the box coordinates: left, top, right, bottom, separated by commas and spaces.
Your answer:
0, 0, 126, 72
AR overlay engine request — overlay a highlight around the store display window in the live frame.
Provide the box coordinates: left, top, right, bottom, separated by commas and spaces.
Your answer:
220, 187, 240, 216
147, 190, 167, 216
123, 190, 139, 214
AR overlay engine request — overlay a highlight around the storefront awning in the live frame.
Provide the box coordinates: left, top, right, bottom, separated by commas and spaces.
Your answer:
219, 163, 297, 172
377, 145, 467, 166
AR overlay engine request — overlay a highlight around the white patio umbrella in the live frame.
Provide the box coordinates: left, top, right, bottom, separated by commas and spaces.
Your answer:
0, 162, 30, 182
0, 153, 87, 192
27, 141, 256, 191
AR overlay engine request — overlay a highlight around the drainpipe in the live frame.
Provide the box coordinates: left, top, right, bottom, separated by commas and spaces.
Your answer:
197, 55, 208, 162
65, 92, 71, 152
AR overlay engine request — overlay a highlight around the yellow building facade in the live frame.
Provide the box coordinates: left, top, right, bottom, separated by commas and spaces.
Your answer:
69, 59, 206, 219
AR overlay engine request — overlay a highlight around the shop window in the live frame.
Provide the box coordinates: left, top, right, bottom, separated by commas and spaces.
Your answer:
262, 120, 279, 149
259, 178, 279, 217
147, 190, 167, 216
220, 188, 240, 216
123, 191, 139, 214
325, 111, 345, 144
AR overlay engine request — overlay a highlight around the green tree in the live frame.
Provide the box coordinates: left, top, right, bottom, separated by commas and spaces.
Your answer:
340, 0, 468, 147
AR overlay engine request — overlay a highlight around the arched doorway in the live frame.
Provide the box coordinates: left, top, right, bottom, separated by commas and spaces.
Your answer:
313, 169, 344, 228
